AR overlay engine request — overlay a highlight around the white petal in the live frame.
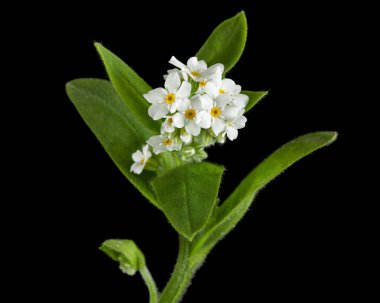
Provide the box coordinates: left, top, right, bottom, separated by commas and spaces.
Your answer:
162, 119, 175, 133
232, 85, 241, 95
148, 103, 169, 120
233, 115, 247, 129
212, 118, 227, 136
185, 120, 201, 136
131, 162, 144, 174
154, 145, 167, 154
187, 57, 199, 71
226, 126, 238, 141
202, 63, 224, 78
176, 81, 191, 99
172, 112, 185, 128
176, 98, 191, 112
215, 94, 231, 108
197, 110, 212, 129
190, 96, 202, 111
147, 135, 163, 147
165, 72, 181, 93
222, 106, 240, 120
222, 79, 237, 93
199, 95, 213, 110
143, 88, 167, 104
169, 56, 186, 70
233, 94, 249, 108
198, 60, 207, 72
168, 102, 178, 114
142, 145, 151, 158
204, 82, 219, 99
132, 150, 144, 163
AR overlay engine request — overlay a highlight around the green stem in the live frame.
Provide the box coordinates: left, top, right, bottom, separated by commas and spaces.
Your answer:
159, 236, 192, 303
140, 266, 159, 303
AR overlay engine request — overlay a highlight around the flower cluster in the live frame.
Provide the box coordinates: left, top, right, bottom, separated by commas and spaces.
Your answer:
131, 57, 249, 174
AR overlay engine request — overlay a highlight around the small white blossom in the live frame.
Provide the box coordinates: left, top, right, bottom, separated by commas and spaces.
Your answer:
144, 72, 191, 120
130, 145, 151, 174
223, 109, 247, 141
169, 56, 207, 81
204, 68, 241, 98
180, 130, 192, 144
200, 94, 241, 136
147, 134, 182, 154
172, 96, 210, 136
161, 116, 175, 133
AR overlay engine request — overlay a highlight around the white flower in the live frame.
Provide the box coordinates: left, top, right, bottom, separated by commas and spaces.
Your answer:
180, 130, 192, 144
169, 56, 207, 81
172, 96, 211, 136
144, 72, 191, 120
130, 145, 151, 174
196, 64, 225, 94
163, 68, 187, 81
204, 68, 241, 98
161, 116, 175, 133
200, 94, 241, 136
223, 109, 247, 141
147, 134, 182, 154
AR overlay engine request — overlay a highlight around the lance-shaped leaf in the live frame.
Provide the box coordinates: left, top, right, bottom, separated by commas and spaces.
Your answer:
196, 11, 247, 74
100, 239, 146, 276
242, 90, 269, 113
66, 78, 159, 207
95, 43, 160, 133
190, 132, 337, 260
152, 162, 224, 240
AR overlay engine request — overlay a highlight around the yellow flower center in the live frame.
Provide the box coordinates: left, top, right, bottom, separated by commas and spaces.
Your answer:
167, 117, 173, 124
185, 109, 196, 120
219, 89, 225, 94
211, 107, 221, 118
165, 93, 176, 104
191, 71, 200, 78
163, 138, 173, 146
199, 80, 207, 87
139, 158, 145, 164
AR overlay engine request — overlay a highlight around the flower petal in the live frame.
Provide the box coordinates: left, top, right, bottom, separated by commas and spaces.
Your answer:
233, 115, 247, 129
131, 162, 144, 174
233, 94, 249, 108
222, 106, 240, 120
212, 117, 227, 136
143, 88, 167, 104
176, 81, 191, 99
199, 95, 214, 110
215, 94, 231, 108
165, 72, 181, 93
190, 96, 202, 111
201, 63, 224, 78
147, 135, 163, 147
172, 112, 185, 128
226, 126, 238, 141
132, 150, 144, 162
167, 143, 182, 151
222, 79, 238, 93
142, 144, 151, 158
176, 98, 191, 112
180, 131, 192, 144
197, 110, 212, 129
169, 56, 186, 70
154, 145, 167, 154
148, 103, 169, 120
204, 82, 219, 99
187, 57, 199, 71
185, 120, 201, 136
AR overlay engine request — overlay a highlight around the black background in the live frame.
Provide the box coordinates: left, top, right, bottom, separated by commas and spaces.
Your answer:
11, 0, 357, 301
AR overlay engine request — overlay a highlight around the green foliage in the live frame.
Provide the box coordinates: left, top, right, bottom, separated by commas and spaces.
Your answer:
95, 43, 160, 133
100, 239, 146, 276
242, 90, 269, 112
196, 12, 247, 74
191, 132, 337, 260
66, 78, 159, 207
152, 163, 224, 240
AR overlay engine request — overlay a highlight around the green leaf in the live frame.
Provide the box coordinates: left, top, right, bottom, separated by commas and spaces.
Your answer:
242, 90, 269, 113
94, 43, 160, 133
196, 11, 247, 74
191, 132, 337, 259
66, 78, 159, 208
152, 162, 225, 241
100, 239, 146, 276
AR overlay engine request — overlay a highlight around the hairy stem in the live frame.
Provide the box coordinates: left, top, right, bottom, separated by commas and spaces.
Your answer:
140, 266, 159, 303
159, 236, 193, 303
